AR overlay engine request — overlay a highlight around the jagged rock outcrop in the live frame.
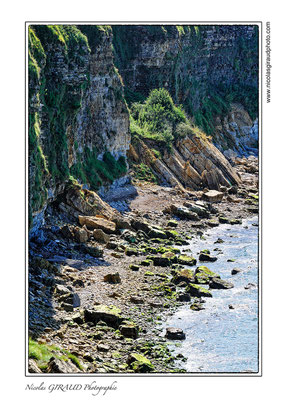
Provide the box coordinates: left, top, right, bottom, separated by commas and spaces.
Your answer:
130, 133, 241, 191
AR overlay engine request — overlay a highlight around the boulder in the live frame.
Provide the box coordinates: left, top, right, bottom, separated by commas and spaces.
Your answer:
202, 190, 224, 203
186, 283, 212, 298
120, 323, 138, 339
183, 201, 210, 217
209, 277, 234, 289
170, 204, 200, 220
73, 227, 89, 243
84, 305, 122, 327
231, 267, 242, 275
78, 215, 116, 234
177, 292, 191, 302
177, 255, 197, 266
199, 252, 218, 262
104, 272, 121, 284
93, 229, 110, 243
172, 269, 196, 285
194, 266, 220, 284
165, 327, 186, 340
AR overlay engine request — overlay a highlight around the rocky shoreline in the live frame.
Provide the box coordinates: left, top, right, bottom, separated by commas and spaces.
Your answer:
28, 155, 258, 374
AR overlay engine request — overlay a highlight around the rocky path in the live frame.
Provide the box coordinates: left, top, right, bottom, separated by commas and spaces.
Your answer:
28, 156, 259, 374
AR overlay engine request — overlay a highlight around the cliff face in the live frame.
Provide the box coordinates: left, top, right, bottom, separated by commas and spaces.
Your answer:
28, 25, 130, 227
28, 24, 258, 229
113, 25, 258, 147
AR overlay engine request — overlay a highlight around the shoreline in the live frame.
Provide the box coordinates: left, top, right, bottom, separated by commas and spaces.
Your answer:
28, 156, 259, 374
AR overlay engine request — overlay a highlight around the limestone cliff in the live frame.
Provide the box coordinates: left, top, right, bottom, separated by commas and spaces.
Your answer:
28, 24, 258, 230
113, 25, 259, 151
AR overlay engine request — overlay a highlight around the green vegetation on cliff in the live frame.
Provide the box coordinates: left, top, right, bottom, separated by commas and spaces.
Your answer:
130, 88, 187, 150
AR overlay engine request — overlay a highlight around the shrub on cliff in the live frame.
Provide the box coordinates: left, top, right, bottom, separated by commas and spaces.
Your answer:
130, 88, 189, 150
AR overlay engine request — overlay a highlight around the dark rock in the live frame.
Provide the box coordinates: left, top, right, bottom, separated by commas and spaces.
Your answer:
129, 264, 140, 271
120, 324, 138, 339
219, 216, 230, 224
231, 267, 242, 275
104, 272, 121, 284
97, 344, 110, 352
130, 296, 144, 304
177, 292, 191, 302
165, 327, 186, 340
190, 302, 205, 311
209, 277, 234, 289
199, 252, 217, 262
244, 283, 257, 290
186, 283, 212, 298
228, 185, 238, 195
47, 357, 80, 373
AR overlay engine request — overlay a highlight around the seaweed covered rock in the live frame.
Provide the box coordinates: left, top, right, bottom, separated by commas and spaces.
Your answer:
194, 265, 220, 284
186, 283, 212, 298
127, 353, 154, 372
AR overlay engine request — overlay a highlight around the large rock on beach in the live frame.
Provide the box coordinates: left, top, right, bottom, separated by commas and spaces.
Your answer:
78, 215, 116, 233
165, 327, 186, 340
202, 190, 224, 203
209, 277, 234, 289
84, 305, 123, 327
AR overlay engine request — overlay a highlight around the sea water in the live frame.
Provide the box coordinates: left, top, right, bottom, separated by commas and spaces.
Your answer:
163, 216, 259, 373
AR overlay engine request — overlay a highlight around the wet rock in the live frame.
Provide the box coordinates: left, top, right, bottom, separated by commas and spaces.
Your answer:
78, 215, 116, 234
228, 304, 235, 309
230, 219, 242, 225
186, 283, 212, 298
165, 327, 186, 340
199, 252, 217, 262
231, 267, 242, 275
202, 190, 224, 203
209, 277, 234, 289
207, 219, 219, 227
190, 302, 205, 311
28, 359, 42, 373
47, 357, 81, 373
194, 266, 220, 284
177, 292, 191, 302
93, 229, 110, 243
244, 283, 257, 289
214, 238, 224, 244
219, 216, 230, 224
104, 272, 121, 284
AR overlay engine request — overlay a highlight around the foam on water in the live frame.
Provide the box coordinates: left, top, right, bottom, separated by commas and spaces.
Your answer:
162, 216, 259, 373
